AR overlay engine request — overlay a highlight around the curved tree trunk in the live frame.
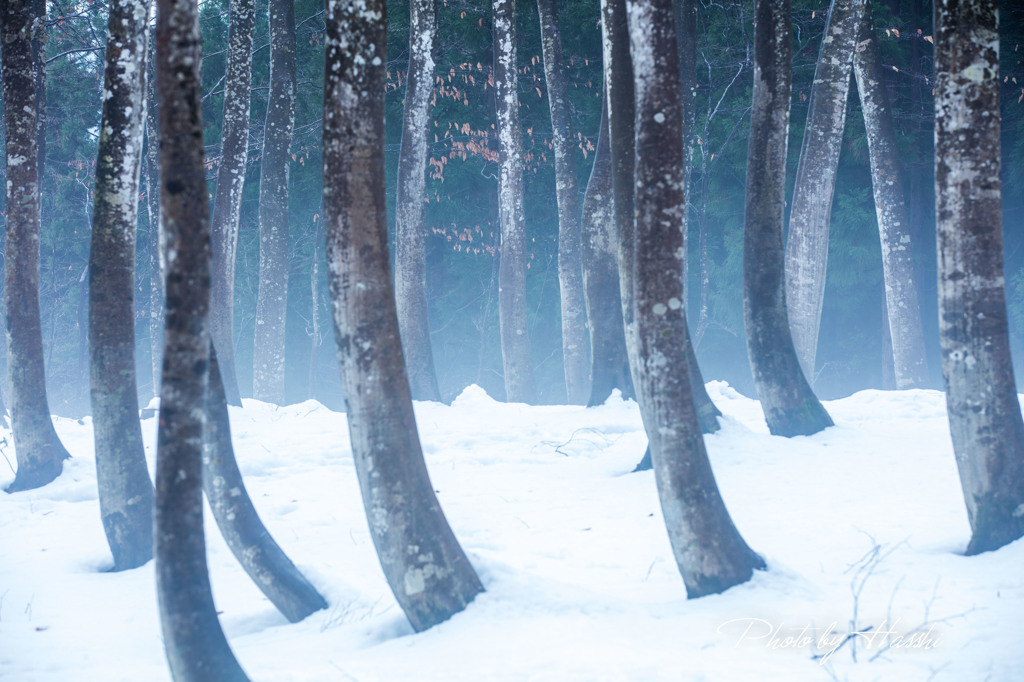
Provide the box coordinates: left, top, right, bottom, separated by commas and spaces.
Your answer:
627, 0, 763, 597
153, 0, 249, 676
934, 0, 1024, 555
742, 0, 833, 437
853, 2, 929, 389
323, 0, 484, 631
493, 0, 536, 403
210, 0, 255, 407
784, 0, 864, 380
395, 0, 442, 403
1, 0, 71, 493
581, 104, 634, 406
144, 41, 164, 400
537, 0, 589, 405
253, 0, 297, 405
88, 0, 154, 570
203, 345, 327, 621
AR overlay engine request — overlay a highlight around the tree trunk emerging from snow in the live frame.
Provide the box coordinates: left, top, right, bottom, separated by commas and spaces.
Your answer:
784, 0, 864, 380
394, 0, 441, 403
88, 0, 154, 570
742, 0, 833, 437
627, 0, 764, 597
493, 0, 536, 403
153, 0, 249, 676
203, 345, 327, 621
581, 105, 634, 406
145, 44, 164, 400
853, 2, 929, 389
323, 0, 484, 631
934, 0, 1024, 555
210, 0, 255, 407
253, 0, 296, 405
537, 0, 589, 405
1, 0, 71, 493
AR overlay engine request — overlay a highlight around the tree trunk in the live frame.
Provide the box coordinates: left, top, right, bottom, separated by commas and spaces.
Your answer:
784, 0, 864, 380
323, 0, 484, 631
934, 0, 1024, 555
210, 0, 255, 407
581, 104, 634, 406
627, 0, 764, 597
203, 344, 326, 621
88, 0, 154, 570
145, 41, 164, 401
493, 0, 536, 403
742, 0, 833, 437
853, 1, 929, 389
394, 0, 442, 403
153, 0, 249, 675
537, 0, 589, 405
1, 0, 71, 493
29, 0, 45, 187
253, 0, 296, 405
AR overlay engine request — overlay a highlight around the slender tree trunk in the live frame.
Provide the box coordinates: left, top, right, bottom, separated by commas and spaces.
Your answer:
153, 0, 249, 675
537, 0, 589, 405
742, 0, 833, 437
323, 0, 484, 631
934, 0, 1024, 555
145, 40, 164, 400
210, 0, 255, 407
784, 0, 864, 380
253, 0, 297, 405
308, 216, 324, 399
395, 0, 442, 402
88, 0, 154, 570
1, 0, 71, 493
853, 1, 929, 389
493, 0, 536, 403
581, 104, 634, 406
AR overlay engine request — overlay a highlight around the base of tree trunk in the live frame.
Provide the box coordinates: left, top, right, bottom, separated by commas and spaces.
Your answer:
763, 397, 833, 438
4, 439, 68, 493
964, 493, 1024, 556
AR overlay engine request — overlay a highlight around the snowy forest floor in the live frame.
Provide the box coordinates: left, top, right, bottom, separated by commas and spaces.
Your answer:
1, 382, 1021, 681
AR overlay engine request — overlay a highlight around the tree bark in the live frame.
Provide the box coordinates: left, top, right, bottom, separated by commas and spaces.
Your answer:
153, 0, 249, 675
742, 0, 833, 437
784, 0, 864, 380
144, 40, 164, 400
537, 0, 589, 405
88, 0, 154, 570
1, 0, 71, 493
253, 0, 297, 405
853, 1, 929, 389
934, 0, 1024, 555
394, 0, 442, 403
323, 0, 484, 631
210, 0, 255, 407
29, 0, 45, 186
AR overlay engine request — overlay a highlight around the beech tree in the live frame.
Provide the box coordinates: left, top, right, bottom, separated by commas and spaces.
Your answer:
323, 0, 484, 630
2, 0, 71, 493
394, 0, 442, 402
153, 0, 249, 675
144, 45, 164, 398
742, 0, 833, 437
88, 0, 154, 570
934, 0, 1024, 554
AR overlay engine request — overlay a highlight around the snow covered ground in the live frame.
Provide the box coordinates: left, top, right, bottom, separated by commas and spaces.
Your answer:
1, 382, 1021, 681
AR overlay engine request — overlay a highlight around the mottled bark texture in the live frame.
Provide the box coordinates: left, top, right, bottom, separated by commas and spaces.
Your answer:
323, 0, 484, 631
493, 0, 536, 403
2, 0, 71, 493
203, 345, 327, 621
88, 0, 154, 570
742, 0, 833, 437
537, 0, 589, 405
627, 0, 763, 596
581, 105, 634, 406
934, 0, 1024, 554
153, 0, 249, 676
145, 42, 164, 399
395, 0, 441, 402
210, 0, 255, 407
853, 1, 929, 389
784, 0, 864, 380
253, 0, 297, 405
29, 0, 45, 182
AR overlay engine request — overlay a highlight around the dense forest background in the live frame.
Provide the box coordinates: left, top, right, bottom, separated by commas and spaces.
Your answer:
6, 0, 1024, 415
